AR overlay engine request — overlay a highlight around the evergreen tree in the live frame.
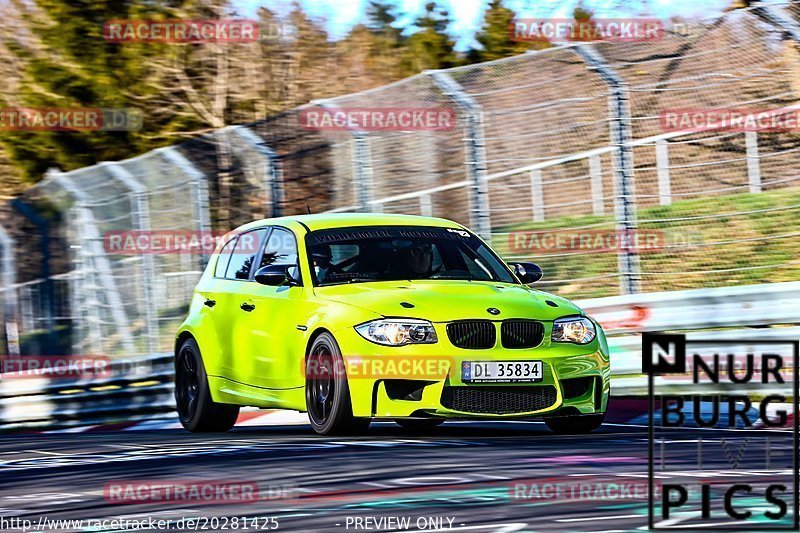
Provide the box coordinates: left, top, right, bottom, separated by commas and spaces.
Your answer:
365, 1, 413, 79
0, 0, 167, 180
404, 2, 457, 72
333, 1, 417, 90
467, 0, 549, 64
366, 1, 403, 44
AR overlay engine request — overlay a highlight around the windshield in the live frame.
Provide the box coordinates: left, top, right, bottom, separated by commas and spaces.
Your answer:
306, 226, 517, 286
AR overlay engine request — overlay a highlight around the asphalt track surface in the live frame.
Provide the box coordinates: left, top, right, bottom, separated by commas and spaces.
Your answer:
2, 419, 796, 533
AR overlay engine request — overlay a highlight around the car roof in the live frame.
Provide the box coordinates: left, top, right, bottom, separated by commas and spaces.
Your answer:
235, 213, 466, 233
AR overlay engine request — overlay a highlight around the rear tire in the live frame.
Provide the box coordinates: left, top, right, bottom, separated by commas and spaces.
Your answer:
544, 412, 605, 434
175, 337, 239, 432
394, 418, 445, 432
305, 332, 371, 435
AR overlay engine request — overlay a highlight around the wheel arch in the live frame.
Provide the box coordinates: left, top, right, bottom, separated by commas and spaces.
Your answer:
305, 327, 333, 359
175, 330, 196, 358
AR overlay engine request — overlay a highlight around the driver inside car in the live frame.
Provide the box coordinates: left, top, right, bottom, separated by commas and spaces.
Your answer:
310, 244, 334, 283
405, 242, 434, 277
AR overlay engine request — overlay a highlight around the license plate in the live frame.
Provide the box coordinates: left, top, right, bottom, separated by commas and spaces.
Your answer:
462, 361, 543, 383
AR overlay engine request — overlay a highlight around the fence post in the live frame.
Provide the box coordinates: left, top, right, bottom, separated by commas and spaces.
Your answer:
530, 170, 545, 222
756, 3, 800, 42
11, 199, 56, 352
430, 71, 492, 241
574, 45, 640, 294
101, 162, 159, 355
229, 126, 285, 217
157, 146, 212, 269
72, 205, 103, 355
0, 224, 18, 356
754, 3, 800, 194
319, 101, 376, 213
47, 169, 136, 355
419, 193, 433, 217
655, 139, 672, 206
589, 154, 604, 216
352, 132, 378, 213
745, 131, 762, 194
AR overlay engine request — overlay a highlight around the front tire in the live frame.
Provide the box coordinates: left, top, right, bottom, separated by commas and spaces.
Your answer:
175, 337, 239, 432
305, 332, 370, 435
544, 412, 605, 434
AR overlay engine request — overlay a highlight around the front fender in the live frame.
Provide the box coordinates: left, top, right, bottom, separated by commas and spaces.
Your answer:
302, 298, 383, 346
175, 292, 224, 377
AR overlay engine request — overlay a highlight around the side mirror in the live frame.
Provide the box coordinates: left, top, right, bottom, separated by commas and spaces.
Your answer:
509, 262, 543, 284
254, 264, 301, 286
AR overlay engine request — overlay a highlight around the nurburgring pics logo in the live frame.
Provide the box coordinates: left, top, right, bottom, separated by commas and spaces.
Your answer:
645, 333, 799, 529
661, 108, 800, 133
0, 108, 142, 131
511, 18, 664, 43
299, 107, 456, 131
103, 20, 259, 43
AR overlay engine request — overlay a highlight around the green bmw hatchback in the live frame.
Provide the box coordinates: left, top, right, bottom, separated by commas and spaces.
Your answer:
175, 213, 610, 435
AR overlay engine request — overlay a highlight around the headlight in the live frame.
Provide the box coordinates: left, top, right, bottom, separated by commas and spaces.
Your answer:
551, 316, 596, 344
355, 319, 438, 346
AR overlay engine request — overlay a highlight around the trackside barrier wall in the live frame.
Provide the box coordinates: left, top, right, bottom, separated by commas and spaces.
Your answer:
1, 282, 799, 430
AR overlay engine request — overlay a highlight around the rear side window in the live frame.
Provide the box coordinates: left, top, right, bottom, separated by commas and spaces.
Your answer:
225, 229, 268, 280
214, 237, 237, 277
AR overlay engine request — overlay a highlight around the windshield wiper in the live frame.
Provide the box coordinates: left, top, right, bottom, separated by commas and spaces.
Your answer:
430, 275, 485, 281
320, 278, 378, 286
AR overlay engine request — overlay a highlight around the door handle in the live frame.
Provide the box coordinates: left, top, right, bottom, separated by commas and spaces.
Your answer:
240, 302, 256, 312
204, 299, 216, 308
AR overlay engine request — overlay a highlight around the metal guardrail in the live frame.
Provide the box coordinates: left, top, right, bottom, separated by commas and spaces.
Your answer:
606, 327, 800, 395
578, 282, 800, 395
1, 281, 798, 430
579, 281, 800, 334
0, 353, 173, 430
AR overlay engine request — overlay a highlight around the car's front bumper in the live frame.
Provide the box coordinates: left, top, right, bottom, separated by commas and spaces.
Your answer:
335, 323, 611, 419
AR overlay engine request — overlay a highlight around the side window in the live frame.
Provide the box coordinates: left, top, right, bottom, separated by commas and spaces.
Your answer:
225, 229, 268, 280
260, 228, 298, 269
214, 237, 237, 278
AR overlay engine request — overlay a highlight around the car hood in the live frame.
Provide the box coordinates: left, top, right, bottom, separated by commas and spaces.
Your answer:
313, 280, 582, 322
